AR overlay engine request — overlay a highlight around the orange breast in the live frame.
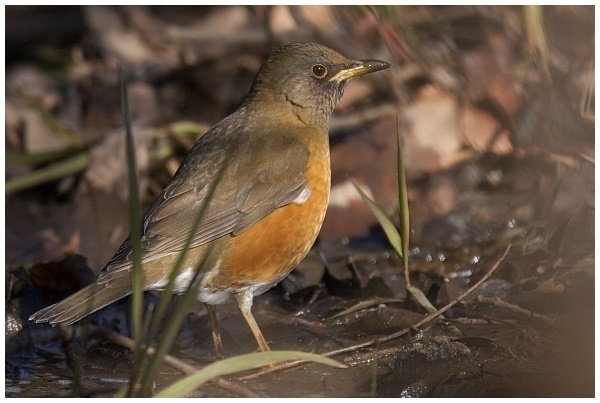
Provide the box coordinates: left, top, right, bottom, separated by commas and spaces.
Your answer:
204, 137, 331, 291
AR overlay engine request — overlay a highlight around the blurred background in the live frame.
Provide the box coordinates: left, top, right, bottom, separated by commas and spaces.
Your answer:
5, 5, 595, 398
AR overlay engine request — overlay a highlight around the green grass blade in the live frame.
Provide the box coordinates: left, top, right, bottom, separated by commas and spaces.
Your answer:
352, 180, 403, 259
407, 286, 438, 314
118, 68, 145, 395
169, 120, 206, 138
5, 152, 90, 195
138, 246, 218, 396
155, 351, 346, 398
396, 116, 411, 285
407, 285, 462, 336
138, 146, 233, 397
6, 148, 84, 165
523, 5, 550, 78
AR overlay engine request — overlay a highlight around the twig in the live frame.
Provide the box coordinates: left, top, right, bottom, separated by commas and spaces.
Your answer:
6, 326, 91, 354
445, 317, 517, 326
97, 327, 259, 397
211, 377, 260, 398
99, 328, 195, 374
470, 295, 555, 325
239, 243, 512, 379
15, 325, 215, 385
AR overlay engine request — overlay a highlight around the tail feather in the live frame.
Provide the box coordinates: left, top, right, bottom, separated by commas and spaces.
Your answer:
30, 282, 132, 326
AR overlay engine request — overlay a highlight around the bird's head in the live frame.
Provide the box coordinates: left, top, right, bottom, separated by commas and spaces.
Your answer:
246, 42, 391, 129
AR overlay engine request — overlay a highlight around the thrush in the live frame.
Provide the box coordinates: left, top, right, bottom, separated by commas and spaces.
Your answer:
30, 42, 391, 357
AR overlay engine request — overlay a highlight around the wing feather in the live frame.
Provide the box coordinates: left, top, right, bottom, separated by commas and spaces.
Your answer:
102, 118, 311, 276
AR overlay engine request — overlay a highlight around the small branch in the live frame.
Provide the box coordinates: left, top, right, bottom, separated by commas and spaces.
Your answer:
96, 327, 260, 398
99, 328, 197, 374
211, 377, 260, 398
470, 296, 555, 325
445, 317, 517, 326
16, 326, 260, 398
239, 243, 512, 380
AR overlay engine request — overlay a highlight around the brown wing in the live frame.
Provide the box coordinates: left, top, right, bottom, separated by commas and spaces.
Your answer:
99, 115, 310, 278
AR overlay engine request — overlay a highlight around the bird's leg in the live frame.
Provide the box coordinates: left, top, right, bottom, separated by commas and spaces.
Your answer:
204, 303, 225, 360
234, 290, 271, 352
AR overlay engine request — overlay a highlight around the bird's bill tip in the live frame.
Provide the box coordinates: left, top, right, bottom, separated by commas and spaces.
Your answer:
329, 59, 391, 82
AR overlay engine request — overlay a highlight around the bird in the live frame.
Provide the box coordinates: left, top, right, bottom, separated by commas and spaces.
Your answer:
30, 42, 391, 358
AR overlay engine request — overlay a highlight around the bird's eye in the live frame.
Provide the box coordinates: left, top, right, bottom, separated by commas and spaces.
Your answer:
311, 64, 328, 79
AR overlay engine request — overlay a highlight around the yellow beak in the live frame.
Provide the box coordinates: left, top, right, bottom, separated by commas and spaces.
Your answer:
328, 59, 391, 82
